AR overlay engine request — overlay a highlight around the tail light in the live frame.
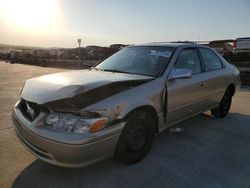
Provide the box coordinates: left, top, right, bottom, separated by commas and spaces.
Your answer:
233, 41, 236, 48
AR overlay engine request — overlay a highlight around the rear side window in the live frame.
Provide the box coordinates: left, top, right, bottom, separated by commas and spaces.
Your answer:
199, 48, 222, 71
175, 49, 201, 74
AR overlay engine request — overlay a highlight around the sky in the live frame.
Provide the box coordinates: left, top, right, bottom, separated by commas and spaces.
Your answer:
0, 0, 249, 48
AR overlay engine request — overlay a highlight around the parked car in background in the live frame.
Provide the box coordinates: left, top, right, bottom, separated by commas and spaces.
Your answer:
208, 40, 234, 61
12, 43, 241, 167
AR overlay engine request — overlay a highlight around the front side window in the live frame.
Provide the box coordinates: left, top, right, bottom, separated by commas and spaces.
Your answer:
96, 46, 174, 76
199, 48, 222, 71
175, 49, 201, 74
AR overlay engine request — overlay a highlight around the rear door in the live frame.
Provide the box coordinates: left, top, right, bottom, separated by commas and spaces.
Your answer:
166, 48, 207, 125
198, 47, 229, 108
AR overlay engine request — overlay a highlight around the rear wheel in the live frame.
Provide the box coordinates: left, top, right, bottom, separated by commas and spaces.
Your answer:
114, 111, 156, 164
211, 88, 233, 118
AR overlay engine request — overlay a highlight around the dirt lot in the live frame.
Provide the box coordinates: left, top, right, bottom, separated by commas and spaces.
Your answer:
1, 61, 250, 188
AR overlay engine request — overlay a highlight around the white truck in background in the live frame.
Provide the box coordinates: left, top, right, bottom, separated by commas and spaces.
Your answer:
234, 37, 250, 52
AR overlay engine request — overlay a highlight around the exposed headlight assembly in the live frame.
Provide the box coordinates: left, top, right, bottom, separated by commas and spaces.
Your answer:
45, 112, 107, 134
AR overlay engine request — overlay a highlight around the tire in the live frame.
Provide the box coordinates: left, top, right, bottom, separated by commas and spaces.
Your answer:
114, 111, 156, 164
211, 89, 233, 118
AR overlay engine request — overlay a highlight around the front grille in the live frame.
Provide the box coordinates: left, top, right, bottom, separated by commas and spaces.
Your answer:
19, 99, 41, 121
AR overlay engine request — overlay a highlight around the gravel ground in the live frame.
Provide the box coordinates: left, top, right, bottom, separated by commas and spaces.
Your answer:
0, 61, 250, 188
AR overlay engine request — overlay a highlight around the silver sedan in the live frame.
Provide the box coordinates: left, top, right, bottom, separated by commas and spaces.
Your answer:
12, 43, 241, 167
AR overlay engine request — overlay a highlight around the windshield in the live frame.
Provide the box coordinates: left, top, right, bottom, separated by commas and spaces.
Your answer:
95, 46, 174, 76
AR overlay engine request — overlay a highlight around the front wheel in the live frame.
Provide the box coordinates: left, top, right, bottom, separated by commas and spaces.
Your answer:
211, 89, 232, 118
114, 111, 156, 164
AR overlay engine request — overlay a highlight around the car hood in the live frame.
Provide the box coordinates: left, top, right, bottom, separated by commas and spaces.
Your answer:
21, 69, 153, 104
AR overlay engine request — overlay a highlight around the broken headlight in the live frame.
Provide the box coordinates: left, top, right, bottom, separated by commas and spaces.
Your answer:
45, 112, 107, 134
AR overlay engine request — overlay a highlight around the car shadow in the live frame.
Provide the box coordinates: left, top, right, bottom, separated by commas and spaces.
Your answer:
12, 112, 250, 188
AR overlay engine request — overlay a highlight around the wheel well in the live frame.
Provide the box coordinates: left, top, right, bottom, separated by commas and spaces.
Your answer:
227, 84, 235, 96
124, 106, 159, 133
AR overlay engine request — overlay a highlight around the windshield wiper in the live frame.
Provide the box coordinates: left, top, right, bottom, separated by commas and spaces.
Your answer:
101, 69, 131, 74
92, 68, 155, 77
90, 67, 129, 74
90, 67, 101, 71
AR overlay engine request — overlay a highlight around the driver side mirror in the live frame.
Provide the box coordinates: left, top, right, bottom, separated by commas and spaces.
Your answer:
169, 68, 192, 80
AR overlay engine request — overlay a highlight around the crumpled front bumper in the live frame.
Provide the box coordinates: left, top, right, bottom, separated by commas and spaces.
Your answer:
12, 102, 125, 167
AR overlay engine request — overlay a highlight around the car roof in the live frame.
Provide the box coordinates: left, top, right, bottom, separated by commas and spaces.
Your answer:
130, 42, 200, 48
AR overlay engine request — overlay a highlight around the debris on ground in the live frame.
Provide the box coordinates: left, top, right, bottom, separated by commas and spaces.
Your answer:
169, 127, 184, 133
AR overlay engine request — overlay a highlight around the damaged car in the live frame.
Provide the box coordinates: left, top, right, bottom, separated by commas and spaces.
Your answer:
12, 43, 241, 167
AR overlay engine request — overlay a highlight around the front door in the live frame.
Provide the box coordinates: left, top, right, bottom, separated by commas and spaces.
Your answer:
166, 48, 207, 125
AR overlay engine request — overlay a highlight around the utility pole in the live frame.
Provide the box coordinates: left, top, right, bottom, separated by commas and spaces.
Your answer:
77, 38, 81, 68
